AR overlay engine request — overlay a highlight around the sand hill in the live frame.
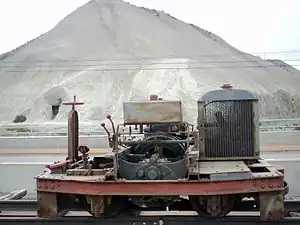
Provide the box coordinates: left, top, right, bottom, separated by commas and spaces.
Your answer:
0, 0, 300, 125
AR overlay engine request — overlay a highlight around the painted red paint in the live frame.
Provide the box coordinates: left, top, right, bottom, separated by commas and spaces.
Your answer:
149, 95, 158, 100
36, 176, 284, 196
46, 160, 72, 169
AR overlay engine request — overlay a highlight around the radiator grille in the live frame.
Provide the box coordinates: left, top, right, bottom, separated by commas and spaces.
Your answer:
204, 100, 254, 158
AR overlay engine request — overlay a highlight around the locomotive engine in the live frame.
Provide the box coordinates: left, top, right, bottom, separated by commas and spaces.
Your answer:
111, 95, 194, 208
36, 85, 287, 221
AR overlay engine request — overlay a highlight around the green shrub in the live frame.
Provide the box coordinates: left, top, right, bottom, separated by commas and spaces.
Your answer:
13, 115, 27, 123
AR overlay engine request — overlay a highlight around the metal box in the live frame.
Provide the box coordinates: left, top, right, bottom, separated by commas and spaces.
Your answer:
198, 88, 260, 160
123, 100, 182, 125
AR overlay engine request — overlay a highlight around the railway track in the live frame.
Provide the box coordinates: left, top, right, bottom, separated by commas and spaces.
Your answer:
1, 199, 300, 224
1, 216, 300, 224
0, 215, 300, 225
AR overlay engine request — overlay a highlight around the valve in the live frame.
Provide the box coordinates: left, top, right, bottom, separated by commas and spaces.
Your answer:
63, 95, 84, 108
78, 145, 90, 169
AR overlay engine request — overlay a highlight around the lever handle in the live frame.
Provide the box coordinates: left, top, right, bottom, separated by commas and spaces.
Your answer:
106, 114, 116, 134
101, 122, 111, 137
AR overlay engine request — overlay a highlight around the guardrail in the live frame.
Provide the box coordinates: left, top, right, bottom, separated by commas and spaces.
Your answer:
1, 118, 300, 127
1, 118, 300, 136
0, 126, 299, 137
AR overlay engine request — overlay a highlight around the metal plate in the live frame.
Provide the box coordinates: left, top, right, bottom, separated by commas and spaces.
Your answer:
36, 174, 106, 182
200, 161, 251, 174
199, 161, 252, 181
123, 101, 182, 124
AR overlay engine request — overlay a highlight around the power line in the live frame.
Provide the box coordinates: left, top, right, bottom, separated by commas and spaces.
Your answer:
2, 63, 300, 73
1, 50, 300, 63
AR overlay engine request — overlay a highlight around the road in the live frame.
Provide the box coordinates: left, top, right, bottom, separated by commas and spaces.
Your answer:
0, 131, 300, 150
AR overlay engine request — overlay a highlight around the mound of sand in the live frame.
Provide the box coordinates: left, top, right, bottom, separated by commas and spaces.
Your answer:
0, 0, 300, 125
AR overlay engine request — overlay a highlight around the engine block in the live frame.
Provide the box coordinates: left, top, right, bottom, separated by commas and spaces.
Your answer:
114, 96, 193, 208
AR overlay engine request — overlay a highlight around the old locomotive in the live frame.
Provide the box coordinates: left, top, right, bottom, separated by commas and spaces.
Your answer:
35, 84, 288, 220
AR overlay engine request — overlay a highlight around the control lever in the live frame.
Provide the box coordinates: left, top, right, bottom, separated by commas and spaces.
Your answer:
106, 115, 116, 134
101, 123, 113, 148
101, 122, 111, 137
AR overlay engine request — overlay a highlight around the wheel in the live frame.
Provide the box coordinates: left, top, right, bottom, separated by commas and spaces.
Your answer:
78, 195, 127, 218
189, 194, 240, 218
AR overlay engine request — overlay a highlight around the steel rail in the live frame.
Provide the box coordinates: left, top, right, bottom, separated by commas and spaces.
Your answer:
1, 199, 300, 212
1, 199, 300, 224
0, 215, 300, 225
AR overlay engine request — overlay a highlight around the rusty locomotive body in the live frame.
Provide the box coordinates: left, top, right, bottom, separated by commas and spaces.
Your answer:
35, 85, 288, 221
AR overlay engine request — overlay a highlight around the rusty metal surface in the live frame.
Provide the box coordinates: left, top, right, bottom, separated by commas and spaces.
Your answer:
88, 195, 105, 217
248, 159, 284, 178
260, 190, 285, 221
201, 100, 257, 160
251, 166, 283, 178
199, 161, 251, 174
67, 109, 78, 161
252, 101, 261, 158
123, 100, 182, 125
35, 175, 284, 196
197, 101, 205, 160
37, 192, 76, 218
38, 174, 107, 182
66, 168, 112, 176
63, 96, 84, 162
46, 160, 72, 174
37, 192, 59, 217
188, 159, 283, 181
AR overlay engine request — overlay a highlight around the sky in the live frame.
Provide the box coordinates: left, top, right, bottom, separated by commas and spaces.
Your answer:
0, 0, 300, 64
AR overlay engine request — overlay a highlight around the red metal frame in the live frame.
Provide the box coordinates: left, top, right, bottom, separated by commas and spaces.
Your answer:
36, 175, 284, 196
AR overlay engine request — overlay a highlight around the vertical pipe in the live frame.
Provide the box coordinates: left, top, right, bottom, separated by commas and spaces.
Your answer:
64, 96, 84, 161
67, 108, 79, 161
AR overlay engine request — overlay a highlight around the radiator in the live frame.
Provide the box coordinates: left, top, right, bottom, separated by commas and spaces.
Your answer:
203, 100, 256, 159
